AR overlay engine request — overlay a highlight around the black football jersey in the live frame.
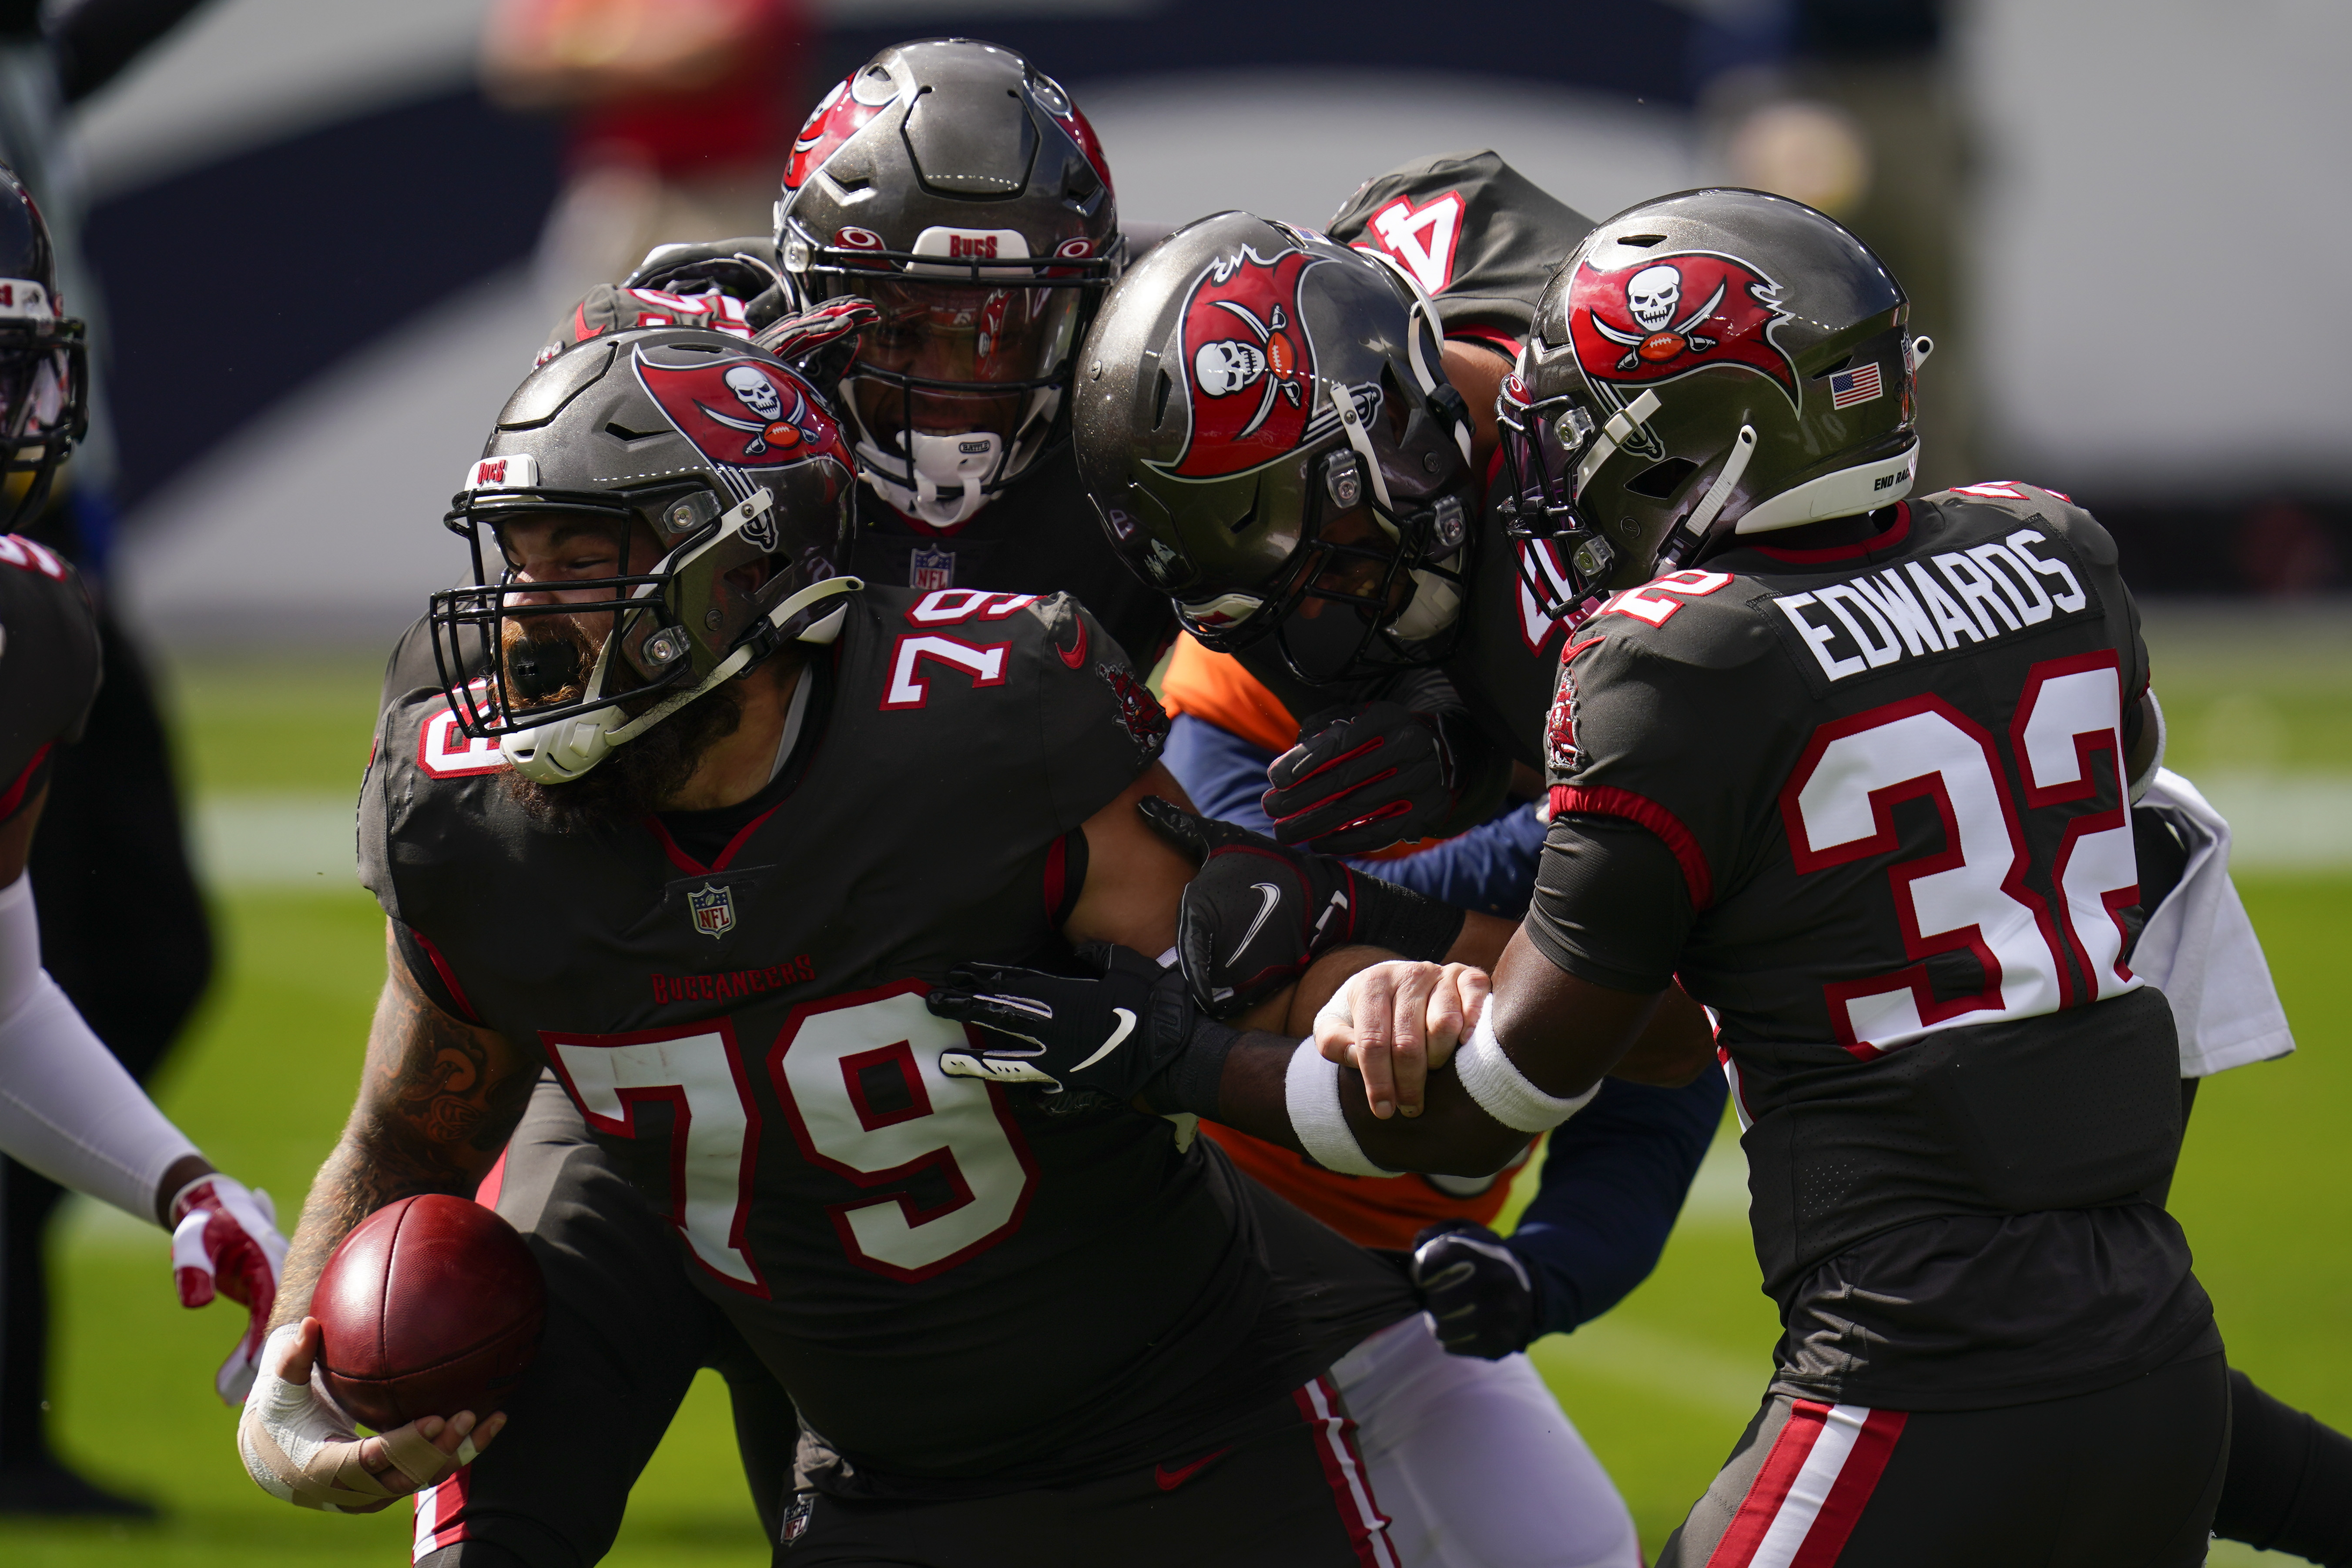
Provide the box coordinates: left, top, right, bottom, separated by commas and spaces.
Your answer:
0, 534, 98, 821
848, 452, 1179, 673
1327, 150, 1596, 356
1528, 485, 2216, 1409
1236, 157, 1600, 770
359, 586, 1402, 1489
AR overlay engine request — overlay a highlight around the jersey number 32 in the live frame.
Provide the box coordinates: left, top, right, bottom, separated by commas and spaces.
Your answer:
1780, 650, 2139, 1058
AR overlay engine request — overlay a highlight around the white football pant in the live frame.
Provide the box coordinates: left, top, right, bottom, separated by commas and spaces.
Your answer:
1334, 1313, 1640, 1568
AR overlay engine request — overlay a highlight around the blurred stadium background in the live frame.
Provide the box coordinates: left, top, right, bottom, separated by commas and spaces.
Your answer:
4, 0, 2348, 1562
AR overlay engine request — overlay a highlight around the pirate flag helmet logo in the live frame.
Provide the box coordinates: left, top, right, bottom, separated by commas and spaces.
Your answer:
1158, 244, 1323, 480
1567, 251, 1799, 409
633, 351, 851, 476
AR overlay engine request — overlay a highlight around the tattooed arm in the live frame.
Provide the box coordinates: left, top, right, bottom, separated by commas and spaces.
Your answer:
268, 926, 539, 1330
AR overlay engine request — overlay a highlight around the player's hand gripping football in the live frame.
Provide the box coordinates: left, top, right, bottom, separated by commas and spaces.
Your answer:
1263, 701, 1457, 854
1411, 1219, 1540, 1360
1315, 959, 1491, 1120
1137, 796, 1359, 1020
238, 1318, 503, 1512
171, 1174, 291, 1404
927, 944, 1202, 1102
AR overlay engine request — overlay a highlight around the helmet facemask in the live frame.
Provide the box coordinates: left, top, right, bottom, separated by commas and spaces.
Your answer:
1179, 363, 1475, 686
0, 307, 84, 529
775, 39, 1124, 529
430, 476, 855, 786
800, 256, 1106, 527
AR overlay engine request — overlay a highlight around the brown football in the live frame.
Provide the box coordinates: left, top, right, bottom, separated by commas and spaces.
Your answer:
312, 1194, 546, 1431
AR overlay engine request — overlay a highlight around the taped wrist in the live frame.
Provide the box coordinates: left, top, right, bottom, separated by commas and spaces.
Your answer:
1456, 1010, 1597, 1133
1142, 1016, 1240, 1119
1285, 1039, 1398, 1177
1347, 872, 1467, 962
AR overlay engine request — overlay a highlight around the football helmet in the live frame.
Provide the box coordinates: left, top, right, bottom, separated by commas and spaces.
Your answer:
1072, 211, 1476, 686
1498, 187, 1929, 625
0, 164, 85, 528
429, 327, 860, 784
776, 38, 1121, 528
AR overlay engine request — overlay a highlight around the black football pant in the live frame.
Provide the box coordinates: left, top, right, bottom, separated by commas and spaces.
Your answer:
777, 1374, 1396, 1568
2, 603, 211, 1478
1655, 1352, 2228, 1568
414, 1073, 795, 1566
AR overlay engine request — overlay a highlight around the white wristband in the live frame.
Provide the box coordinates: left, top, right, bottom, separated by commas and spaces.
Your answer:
1456, 1010, 1598, 1133
1285, 1038, 1397, 1177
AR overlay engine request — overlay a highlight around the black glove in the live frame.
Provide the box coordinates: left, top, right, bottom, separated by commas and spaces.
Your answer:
1139, 796, 1358, 1019
624, 237, 792, 326
1263, 702, 1457, 854
1410, 1220, 1541, 1360
926, 944, 1220, 1104
1141, 797, 1468, 1020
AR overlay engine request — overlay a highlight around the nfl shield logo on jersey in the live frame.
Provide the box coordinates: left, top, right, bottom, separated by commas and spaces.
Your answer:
688, 882, 736, 939
910, 546, 955, 591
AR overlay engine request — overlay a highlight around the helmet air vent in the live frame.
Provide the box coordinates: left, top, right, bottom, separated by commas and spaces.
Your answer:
902, 77, 1039, 199
1153, 366, 1175, 428
1618, 233, 1667, 248
1626, 457, 1698, 499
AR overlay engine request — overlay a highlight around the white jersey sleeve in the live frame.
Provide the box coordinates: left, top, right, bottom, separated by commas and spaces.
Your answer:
0, 872, 199, 1221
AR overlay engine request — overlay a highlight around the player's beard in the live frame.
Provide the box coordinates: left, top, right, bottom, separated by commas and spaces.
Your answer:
502, 681, 746, 830
495, 615, 747, 830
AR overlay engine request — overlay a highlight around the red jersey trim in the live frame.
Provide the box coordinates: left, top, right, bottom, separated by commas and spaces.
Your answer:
412, 928, 485, 1026
1547, 783, 1715, 910
0, 741, 51, 821
1746, 503, 1912, 563
643, 804, 785, 877
1447, 324, 1522, 359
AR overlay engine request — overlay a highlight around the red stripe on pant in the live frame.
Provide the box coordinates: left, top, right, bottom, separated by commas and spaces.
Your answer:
1705, 1401, 1908, 1568
412, 1467, 471, 1562
1292, 1375, 1400, 1568
1790, 1409, 1905, 1567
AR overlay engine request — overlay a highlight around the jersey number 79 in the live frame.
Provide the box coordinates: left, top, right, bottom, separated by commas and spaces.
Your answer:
543, 981, 1038, 1293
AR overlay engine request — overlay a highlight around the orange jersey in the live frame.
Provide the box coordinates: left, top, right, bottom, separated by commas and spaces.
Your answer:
1198, 1120, 1533, 1252
1158, 636, 1449, 864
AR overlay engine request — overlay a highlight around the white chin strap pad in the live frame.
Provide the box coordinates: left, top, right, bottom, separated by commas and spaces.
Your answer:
500, 706, 620, 784
861, 429, 1004, 529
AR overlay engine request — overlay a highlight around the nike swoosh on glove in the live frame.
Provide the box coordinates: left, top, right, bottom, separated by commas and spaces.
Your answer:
173, 1175, 291, 1404
1264, 701, 1457, 854
926, 944, 1202, 1102
1138, 796, 1362, 1019
1411, 1219, 1540, 1361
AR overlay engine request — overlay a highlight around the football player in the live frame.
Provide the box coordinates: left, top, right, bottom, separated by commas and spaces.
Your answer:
0, 162, 286, 1413
548, 38, 1174, 668
237, 324, 1555, 1565
1131, 154, 1730, 1567
1085, 164, 2352, 1564
1004, 190, 2228, 1562
460, 65, 1692, 1568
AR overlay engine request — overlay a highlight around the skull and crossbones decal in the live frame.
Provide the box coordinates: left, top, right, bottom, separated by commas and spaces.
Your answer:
1587, 262, 1726, 371
1192, 292, 1304, 441
696, 365, 808, 457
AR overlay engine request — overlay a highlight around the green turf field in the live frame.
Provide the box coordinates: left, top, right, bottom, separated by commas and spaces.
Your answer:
2, 620, 2344, 1565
